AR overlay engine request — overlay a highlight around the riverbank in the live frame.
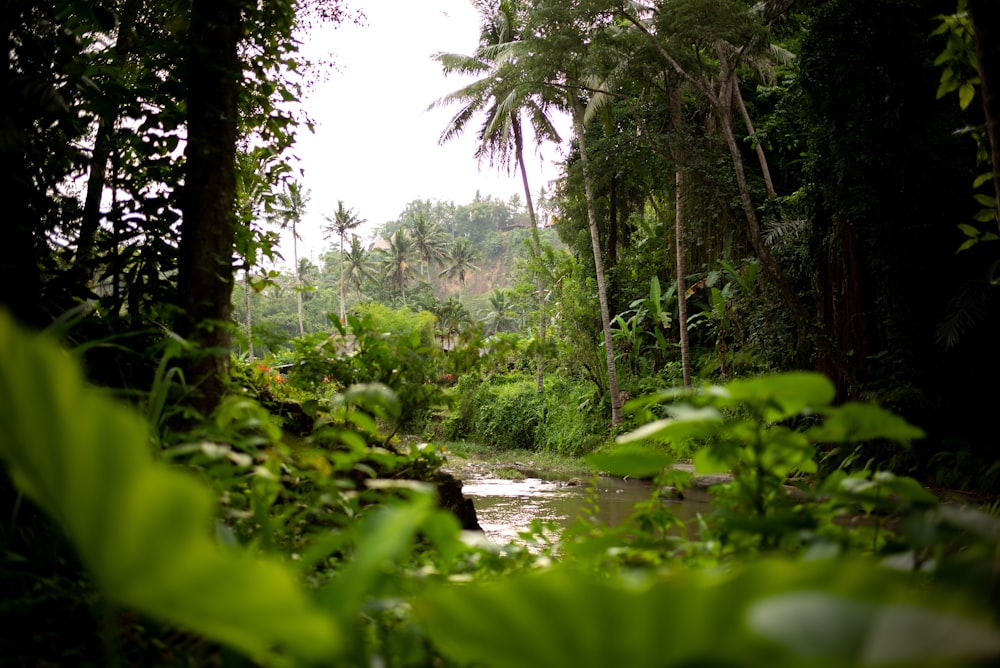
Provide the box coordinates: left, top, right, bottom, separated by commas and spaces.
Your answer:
439, 441, 595, 482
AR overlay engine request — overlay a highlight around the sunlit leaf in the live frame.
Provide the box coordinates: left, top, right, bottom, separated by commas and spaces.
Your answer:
617, 405, 723, 445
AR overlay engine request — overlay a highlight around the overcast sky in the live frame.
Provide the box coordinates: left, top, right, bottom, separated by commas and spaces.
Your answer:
280, 0, 569, 266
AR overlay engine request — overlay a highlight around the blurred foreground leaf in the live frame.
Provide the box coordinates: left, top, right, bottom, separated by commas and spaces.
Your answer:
0, 312, 341, 665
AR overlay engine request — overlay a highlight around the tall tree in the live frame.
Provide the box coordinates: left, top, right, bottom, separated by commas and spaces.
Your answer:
322, 200, 365, 323
438, 236, 482, 287
269, 181, 310, 336
343, 235, 373, 299
407, 212, 449, 289
431, 0, 562, 392
969, 0, 1000, 230
480, 288, 515, 335
617, 0, 810, 335
522, 0, 625, 425
382, 228, 417, 301
174, 0, 243, 416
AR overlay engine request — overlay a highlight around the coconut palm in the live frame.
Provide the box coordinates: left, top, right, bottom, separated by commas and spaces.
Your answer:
380, 228, 418, 301
438, 236, 481, 287
431, 0, 561, 391
269, 181, 310, 336
343, 235, 373, 300
435, 296, 471, 350
322, 200, 366, 323
407, 212, 449, 288
479, 288, 515, 335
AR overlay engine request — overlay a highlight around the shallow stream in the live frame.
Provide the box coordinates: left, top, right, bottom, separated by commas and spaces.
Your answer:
459, 471, 710, 547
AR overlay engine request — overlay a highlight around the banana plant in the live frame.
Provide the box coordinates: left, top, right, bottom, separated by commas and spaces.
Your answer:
614, 277, 679, 374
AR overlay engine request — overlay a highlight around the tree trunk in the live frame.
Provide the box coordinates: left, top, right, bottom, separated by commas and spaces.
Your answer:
732, 77, 776, 199
175, 0, 242, 417
339, 234, 347, 324
969, 0, 1000, 231
571, 96, 622, 426
667, 86, 692, 389
244, 268, 254, 360
513, 115, 547, 393
75, 0, 139, 275
674, 169, 692, 389
716, 42, 809, 331
293, 220, 304, 336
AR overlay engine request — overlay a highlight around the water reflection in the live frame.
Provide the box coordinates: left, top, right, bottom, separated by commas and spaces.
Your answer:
460, 474, 710, 548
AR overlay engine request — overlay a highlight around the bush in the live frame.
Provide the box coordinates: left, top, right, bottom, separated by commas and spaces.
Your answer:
470, 376, 546, 451
445, 372, 607, 455
536, 377, 605, 456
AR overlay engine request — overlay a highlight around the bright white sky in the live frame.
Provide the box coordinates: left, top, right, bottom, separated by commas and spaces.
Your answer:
280, 0, 569, 267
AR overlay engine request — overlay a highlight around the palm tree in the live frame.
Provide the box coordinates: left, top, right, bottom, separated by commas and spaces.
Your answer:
407, 212, 449, 288
438, 236, 481, 287
269, 181, 310, 336
436, 296, 471, 349
479, 287, 515, 335
322, 200, 366, 323
431, 0, 561, 392
505, 1, 625, 424
381, 228, 418, 301
343, 235, 373, 301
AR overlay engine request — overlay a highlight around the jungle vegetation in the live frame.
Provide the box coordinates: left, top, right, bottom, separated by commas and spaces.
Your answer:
2, 0, 1000, 665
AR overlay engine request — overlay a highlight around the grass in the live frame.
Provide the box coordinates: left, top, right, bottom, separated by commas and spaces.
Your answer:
440, 440, 595, 478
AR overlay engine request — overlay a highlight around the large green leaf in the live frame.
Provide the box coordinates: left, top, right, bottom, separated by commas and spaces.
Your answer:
809, 402, 925, 444
587, 445, 675, 478
418, 560, 1000, 668
0, 313, 341, 664
714, 373, 836, 422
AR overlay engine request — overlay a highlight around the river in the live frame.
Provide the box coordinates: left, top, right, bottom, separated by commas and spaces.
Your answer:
458, 471, 711, 548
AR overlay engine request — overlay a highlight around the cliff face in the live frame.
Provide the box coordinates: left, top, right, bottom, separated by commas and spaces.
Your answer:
435, 252, 514, 299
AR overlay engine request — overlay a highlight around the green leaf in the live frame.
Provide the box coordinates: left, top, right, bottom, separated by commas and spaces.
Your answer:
974, 193, 997, 207
418, 560, 1000, 668
936, 504, 1000, 543
973, 208, 998, 223
958, 82, 976, 109
973, 171, 995, 188
809, 402, 925, 445
319, 496, 434, 613
616, 405, 723, 445
719, 373, 836, 421
958, 222, 980, 237
0, 312, 341, 663
587, 445, 675, 478
749, 592, 1000, 664
692, 445, 730, 475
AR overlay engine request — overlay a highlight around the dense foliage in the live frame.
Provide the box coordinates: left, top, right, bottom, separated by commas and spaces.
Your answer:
3, 0, 1000, 665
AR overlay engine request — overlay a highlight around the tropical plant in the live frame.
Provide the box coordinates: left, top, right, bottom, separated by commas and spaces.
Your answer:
378, 228, 418, 301
343, 235, 374, 299
269, 181, 311, 336
480, 288, 517, 335
322, 200, 366, 323
438, 236, 482, 287
432, 0, 564, 392
407, 211, 450, 289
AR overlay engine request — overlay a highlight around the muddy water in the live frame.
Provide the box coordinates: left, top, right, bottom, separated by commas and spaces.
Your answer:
460, 473, 711, 548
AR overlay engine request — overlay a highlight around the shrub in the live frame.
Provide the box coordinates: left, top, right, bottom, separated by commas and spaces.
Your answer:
536, 377, 605, 456
470, 377, 546, 451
